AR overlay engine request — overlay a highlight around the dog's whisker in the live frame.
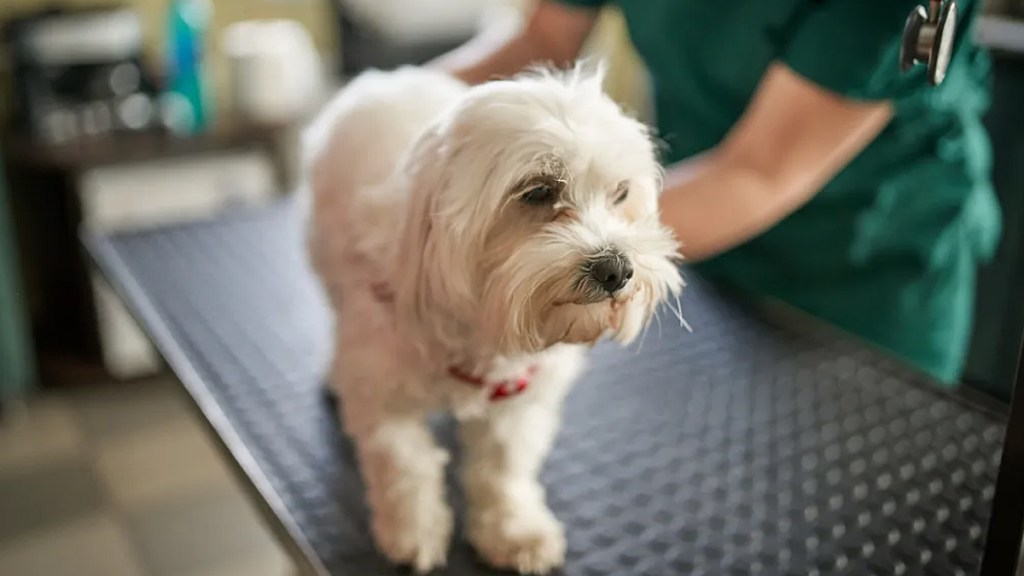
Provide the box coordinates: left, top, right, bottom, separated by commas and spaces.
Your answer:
654, 301, 665, 337
676, 292, 694, 333
680, 313, 693, 333
635, 299, 653, 354
667, 294, 684, 326
667, 293, 693, 333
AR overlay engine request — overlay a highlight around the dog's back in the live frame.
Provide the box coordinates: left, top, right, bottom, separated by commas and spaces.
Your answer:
302, 67, 467, 292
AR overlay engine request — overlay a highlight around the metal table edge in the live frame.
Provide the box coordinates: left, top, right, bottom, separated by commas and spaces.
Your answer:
980, 332, 1024, 576
81, 229, 330, 576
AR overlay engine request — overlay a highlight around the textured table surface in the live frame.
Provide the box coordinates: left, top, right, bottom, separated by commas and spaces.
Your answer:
85, 200, 1008, 576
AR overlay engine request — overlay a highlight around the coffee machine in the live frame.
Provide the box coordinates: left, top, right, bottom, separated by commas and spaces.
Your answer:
4, 6, 161, 143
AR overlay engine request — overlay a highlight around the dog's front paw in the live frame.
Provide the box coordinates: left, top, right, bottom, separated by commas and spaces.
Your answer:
468, 503, 566, 575
372, 501, 453, 573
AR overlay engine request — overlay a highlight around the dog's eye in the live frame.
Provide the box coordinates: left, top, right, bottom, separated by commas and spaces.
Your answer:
521, 184, 556, 206
613, 184, 629, 205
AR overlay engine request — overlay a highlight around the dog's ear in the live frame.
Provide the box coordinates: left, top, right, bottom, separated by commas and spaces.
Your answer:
392, 125, 475, 352
393, 127, 442, 336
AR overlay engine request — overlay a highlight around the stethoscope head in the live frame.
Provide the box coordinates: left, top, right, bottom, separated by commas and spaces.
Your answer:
900, 0, 958, 86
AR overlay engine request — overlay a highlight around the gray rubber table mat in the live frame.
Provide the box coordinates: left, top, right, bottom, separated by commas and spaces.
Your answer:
85, 200, 1007, 576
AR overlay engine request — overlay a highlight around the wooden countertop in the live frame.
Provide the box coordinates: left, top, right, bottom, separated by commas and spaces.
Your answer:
3, 117, 294, 172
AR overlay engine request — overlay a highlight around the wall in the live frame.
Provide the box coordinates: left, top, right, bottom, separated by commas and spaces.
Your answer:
0, 0, 338, 122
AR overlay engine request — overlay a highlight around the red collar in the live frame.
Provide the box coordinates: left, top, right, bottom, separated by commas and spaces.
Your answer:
370, 281, 536, 401
448, 365, 537, 401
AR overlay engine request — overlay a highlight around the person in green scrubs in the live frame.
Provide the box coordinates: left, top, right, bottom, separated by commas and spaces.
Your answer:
432, 0, 1001, 385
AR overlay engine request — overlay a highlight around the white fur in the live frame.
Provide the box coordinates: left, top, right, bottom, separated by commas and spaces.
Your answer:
302, 63, 682, 574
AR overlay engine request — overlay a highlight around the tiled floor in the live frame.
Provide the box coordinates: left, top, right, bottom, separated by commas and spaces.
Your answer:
0, 377, 293, 576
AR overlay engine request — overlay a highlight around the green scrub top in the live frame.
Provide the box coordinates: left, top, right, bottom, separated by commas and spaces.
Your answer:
557, 0, 1001, 384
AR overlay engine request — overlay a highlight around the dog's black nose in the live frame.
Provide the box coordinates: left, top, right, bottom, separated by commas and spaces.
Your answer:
589, 254, 633, 295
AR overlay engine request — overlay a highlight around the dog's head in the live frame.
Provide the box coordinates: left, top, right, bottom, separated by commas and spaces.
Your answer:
394, 64, 683, 357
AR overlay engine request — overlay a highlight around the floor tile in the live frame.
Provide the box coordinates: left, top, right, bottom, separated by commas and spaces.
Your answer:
0, 513, 146, 576
126, 484, 283, 576
0, 396, 86, 472
0, 458, 107, 541
69, 378, 188, 442
94, 414, 234, 510
181, 545, 292, 576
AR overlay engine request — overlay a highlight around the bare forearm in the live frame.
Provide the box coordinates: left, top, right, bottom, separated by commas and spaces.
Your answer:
429, 1, 599, 85
430, 23, 547, 85
659, 154, 817, 262
658, 65, 893, 263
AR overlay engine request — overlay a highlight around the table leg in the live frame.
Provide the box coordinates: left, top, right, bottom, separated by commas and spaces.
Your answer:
980, 332, 1024, 576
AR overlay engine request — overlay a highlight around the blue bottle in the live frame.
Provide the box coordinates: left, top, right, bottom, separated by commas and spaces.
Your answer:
164, 0, 212, 134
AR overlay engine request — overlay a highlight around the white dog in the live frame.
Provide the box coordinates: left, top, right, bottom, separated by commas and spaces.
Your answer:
302, 63, 683, 574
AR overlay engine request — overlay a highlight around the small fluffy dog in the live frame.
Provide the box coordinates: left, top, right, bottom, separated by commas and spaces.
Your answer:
302, 63, 683, 574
